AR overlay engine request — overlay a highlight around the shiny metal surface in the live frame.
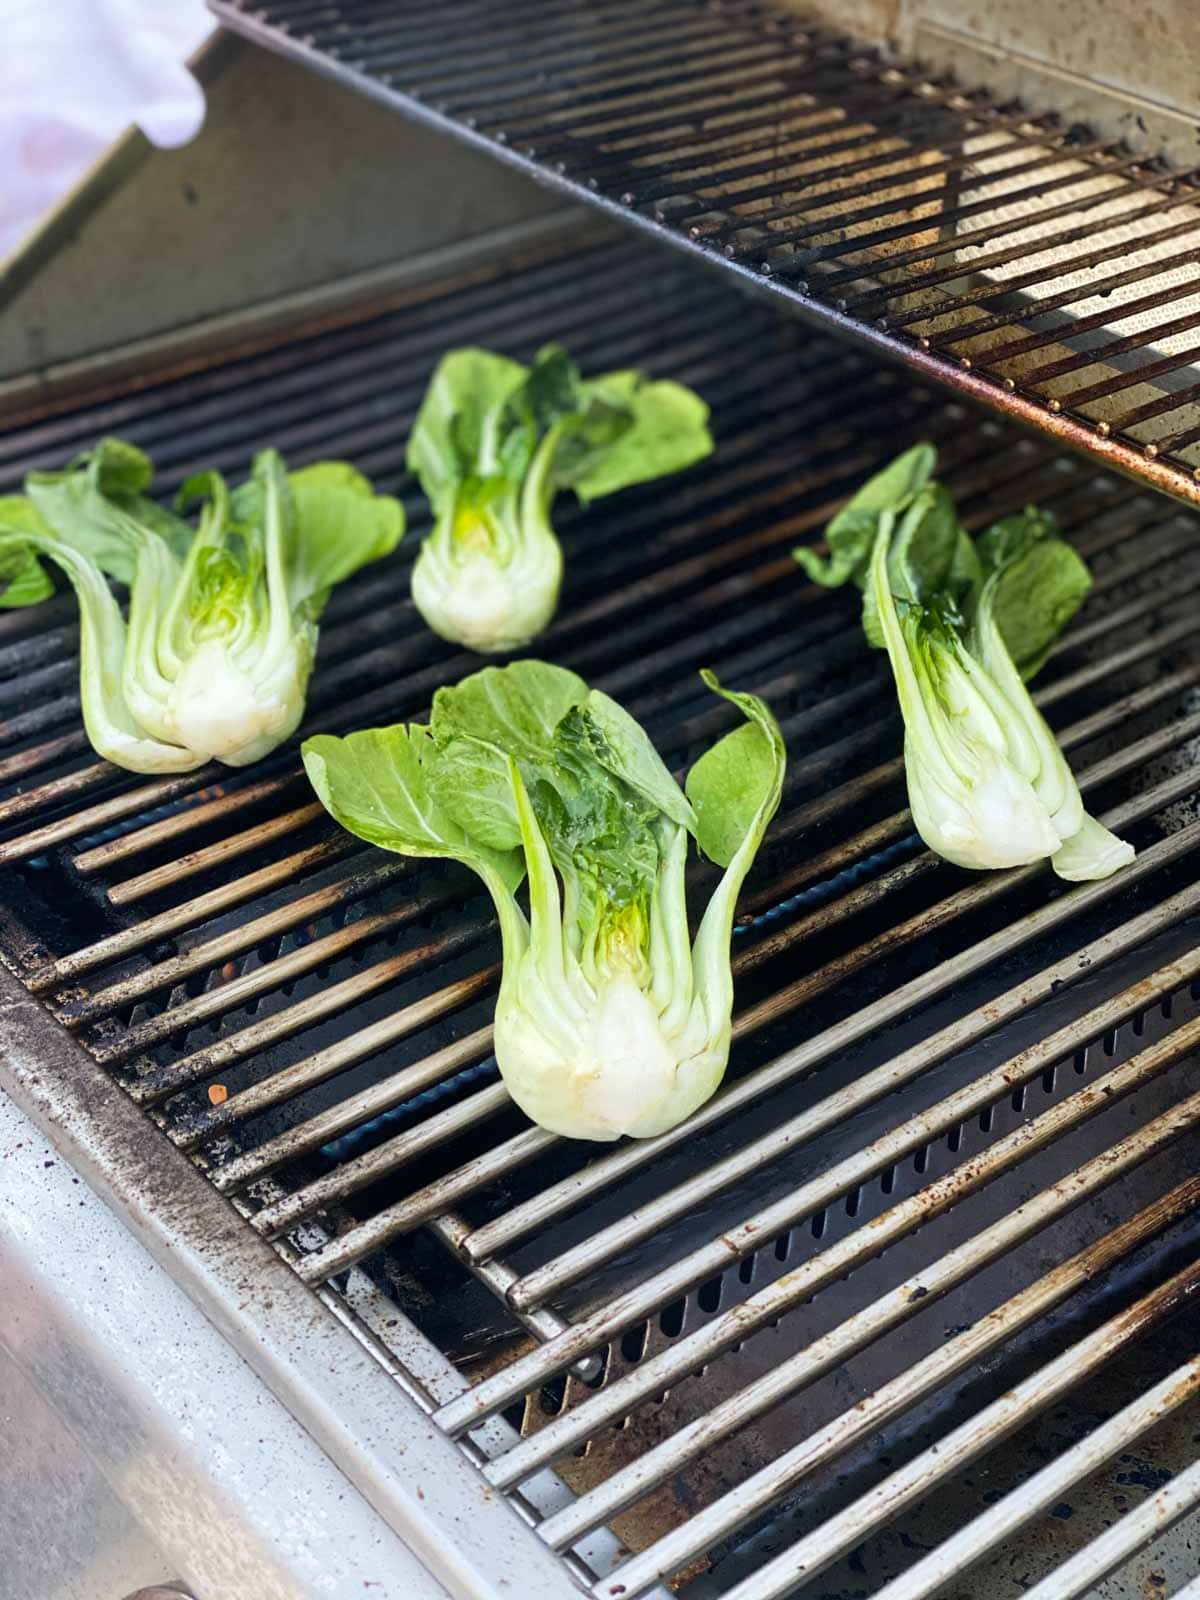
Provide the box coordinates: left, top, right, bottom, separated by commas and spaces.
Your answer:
873, 1352, 1200, 1600
0, 1085, 453, 1600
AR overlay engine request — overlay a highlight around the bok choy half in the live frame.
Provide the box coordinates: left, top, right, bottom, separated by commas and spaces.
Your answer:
0, 439, 404, 772
794, 445, 1134, 881
406, 344, 713, 654
302, 661, 784, 1142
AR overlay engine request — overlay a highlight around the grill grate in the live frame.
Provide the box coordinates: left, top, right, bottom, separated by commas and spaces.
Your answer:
2, 234, 1200, 1596
209, 0, 1200, 508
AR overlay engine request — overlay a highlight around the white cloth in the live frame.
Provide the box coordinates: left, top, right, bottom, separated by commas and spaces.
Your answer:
0, 0, 212, 260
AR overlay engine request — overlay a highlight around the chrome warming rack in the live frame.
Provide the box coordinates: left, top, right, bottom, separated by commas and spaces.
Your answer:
1, 232, 1200, 1597
211, 0, 1200, 507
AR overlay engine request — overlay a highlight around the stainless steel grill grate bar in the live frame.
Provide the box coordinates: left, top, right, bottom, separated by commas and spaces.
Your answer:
478, 892, 1200, 1491
502, 1081, 1200, 1504
215, 0, 1200, 500
719, 1258, 1200, 1600
549, 1138, 1200, 1558
310, 754, 1200, 1300
0, 362, 890, 861
1017, 1458, 1200, 1600
433, 890, 1200, 1437
684, 126, 1064, 238
571, 76, 1002, 191
467, 723, 1200, 1288
466, 806, 1200, 1262
577, 1057, 1200, 1597
252, 761, 1200, 1259
148, 616, 1174, 1105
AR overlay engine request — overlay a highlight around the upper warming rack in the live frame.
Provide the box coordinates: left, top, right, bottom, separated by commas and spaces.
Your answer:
211, 0, 1200, 505
3, 232, 1200, 1595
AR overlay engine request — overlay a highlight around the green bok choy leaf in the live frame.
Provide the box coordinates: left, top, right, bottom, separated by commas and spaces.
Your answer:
406, 344, 713, 654
302, 661, 784, 1142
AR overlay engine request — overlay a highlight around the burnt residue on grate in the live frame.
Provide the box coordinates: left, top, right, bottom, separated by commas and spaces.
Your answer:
3, 233, 1200, 1593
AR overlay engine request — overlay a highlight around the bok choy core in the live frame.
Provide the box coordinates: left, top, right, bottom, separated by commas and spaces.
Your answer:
407, 344, 713, 654
302, 661, 784, 1142
794, 445, 1134, 881
0, 439, 404, 772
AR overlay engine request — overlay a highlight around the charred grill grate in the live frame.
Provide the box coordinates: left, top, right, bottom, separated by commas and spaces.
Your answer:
210, 0, 1200, 508
2, 235, 1200, 1595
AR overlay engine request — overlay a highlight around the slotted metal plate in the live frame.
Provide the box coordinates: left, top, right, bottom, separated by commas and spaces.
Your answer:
210, 0, 1200, 509
2, 233, 1200, 1598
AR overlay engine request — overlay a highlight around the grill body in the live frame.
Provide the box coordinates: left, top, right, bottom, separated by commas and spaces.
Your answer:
0, 12, 1199, 1600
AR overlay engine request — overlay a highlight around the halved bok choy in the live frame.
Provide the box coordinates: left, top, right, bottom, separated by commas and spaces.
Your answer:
794, 444, 1133, 881
0, 439, 404, 771
407, 344, 713, 653
302, 661, 784, 1142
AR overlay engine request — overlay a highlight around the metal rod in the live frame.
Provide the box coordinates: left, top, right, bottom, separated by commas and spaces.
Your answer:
588, 1120, 1200, 1593
460, 721, 1200, 1275
210, 1026, 495, 1189
716, 1258, 1200, 1600
956, 272, 1200, 368
886, 220, 1200, 334
27, 836, 367, 990
427, 1212, 602, 1382
702, 127, 1101, 238
1019, 1455, 1200, 1600
136, 528, 1196, 1152
535, 1154, 1200, 1550
639, 84, 1020, 212
490, 960, 1200, 1500
869, 1358, 1200, 1600
250, 731, 1200, 1252
819, 177, 1189, 290
210, 4, 1200, 502
18, 350, 886, 874
423, 790, 1200, 1434
385, 7, 737, 103
174, 967, 499, 1149
58, 857, 414, 1023
467, 862, 1200, 1274
747, 146, 1134, 262
426, 35, 788, 123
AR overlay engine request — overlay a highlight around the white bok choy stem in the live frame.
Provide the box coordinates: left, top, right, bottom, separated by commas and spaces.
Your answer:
869, 517, 1134, 881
